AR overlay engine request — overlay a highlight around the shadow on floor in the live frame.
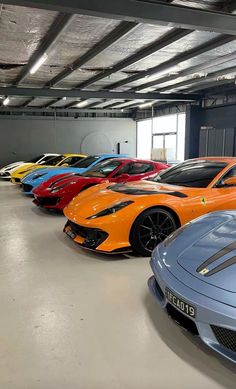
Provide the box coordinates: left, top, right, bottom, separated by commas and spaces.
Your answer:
143, 292, 236, 388
31, 206, 65, 218
55, 228, 139, 262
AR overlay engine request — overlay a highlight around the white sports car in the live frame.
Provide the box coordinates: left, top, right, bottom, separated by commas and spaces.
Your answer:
0, 153, 59, 179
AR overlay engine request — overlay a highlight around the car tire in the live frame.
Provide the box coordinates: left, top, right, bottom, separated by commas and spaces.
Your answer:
130, 207, 178, 257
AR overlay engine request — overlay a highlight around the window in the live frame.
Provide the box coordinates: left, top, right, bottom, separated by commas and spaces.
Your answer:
114, 162, 154, 177
44, 155, 65, 166
216, 165, 236, 187
83, 160, 121, 178
39, 155, 58, 164
151, 160, 227, 188
137, 113, 186, 162
128, 162, 154, 175
137, 119, 152, 159
153, 115, 177, 134
58, 156, 84, 166
73, 155, 101, 168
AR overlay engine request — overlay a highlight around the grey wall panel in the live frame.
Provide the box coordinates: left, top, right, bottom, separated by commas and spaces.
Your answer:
202, 106, 236, 129
199, 129, 208, 157
224, 128, 235, 156
185, 105, 203, 159
214, 129, 224, 156
0, 117, 136, 166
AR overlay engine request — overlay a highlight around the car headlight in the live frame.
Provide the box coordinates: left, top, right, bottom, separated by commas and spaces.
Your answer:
87, 201, 134, 219
51, 182, 75, 192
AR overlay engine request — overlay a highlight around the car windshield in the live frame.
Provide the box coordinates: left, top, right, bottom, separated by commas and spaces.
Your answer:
72, 155, 101, 168
27, 154, 44, 163
41, 155, 64, 166
150, 160, 227, 188
81, 160, 121, 178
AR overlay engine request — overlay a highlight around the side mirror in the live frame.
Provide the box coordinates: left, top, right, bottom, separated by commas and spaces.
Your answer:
61, 163, 69, 167
223, 177, 236, 187
116, 173, 129, 181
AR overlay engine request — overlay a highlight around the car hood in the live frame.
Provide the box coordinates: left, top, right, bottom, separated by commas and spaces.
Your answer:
156, 211, 236, 305
49, 175, 102, 188
24, 167, 87, 182
1, 161, 24, 171
12, 163, 35, 174
106, 180, 188, 197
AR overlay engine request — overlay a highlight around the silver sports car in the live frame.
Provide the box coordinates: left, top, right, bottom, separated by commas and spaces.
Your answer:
148, 210, 236, 363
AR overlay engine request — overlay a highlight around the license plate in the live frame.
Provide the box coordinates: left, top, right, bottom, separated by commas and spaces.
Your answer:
165, 288, 196, 318
65, 227, 76, 240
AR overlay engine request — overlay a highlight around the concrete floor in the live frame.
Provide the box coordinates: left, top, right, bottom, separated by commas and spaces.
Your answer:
0, 180, 236, 388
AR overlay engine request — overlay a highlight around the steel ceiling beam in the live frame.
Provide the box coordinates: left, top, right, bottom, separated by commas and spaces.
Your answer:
0, 107, 130, 113
188, 79, 236, 93
135, 50, 236, 91
0, 87, 200, 101
107, 34, 236, 90
158, 65, 236, 92
3, 0, 236, 35
14, 13, 74, 85
75, 28, 192, 89
46, 21, 138, 87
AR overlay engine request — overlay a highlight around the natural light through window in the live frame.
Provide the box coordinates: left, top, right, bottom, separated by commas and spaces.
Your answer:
137, 113, 186, 162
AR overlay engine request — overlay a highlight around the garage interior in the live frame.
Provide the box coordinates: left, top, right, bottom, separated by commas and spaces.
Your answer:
1, 0, 236, 387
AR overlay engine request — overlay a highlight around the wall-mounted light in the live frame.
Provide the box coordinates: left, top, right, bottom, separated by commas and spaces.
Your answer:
30, 53, 48, 74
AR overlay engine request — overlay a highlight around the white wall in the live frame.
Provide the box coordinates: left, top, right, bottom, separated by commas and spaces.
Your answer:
0, 116, 136, 165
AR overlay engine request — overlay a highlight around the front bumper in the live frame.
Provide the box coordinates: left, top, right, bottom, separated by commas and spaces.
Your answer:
33, 195, 61, 209
63, 219, 132, 254
148, 257, 236, 363
22, 183, 34, 195
11, 177, 22, 184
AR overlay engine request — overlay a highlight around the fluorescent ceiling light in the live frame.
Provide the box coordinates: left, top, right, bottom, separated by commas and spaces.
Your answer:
218, 74, 235, 80
139, 101, 154, 109
3, 97, 10, 106
30, 53, 48, 74
76, 100, 89, 108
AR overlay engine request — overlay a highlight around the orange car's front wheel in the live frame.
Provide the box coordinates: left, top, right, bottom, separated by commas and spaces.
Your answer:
130, 207, 177, 257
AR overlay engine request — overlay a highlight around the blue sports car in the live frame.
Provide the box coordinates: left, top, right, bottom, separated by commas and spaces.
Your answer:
21, 154, 126, 195
148, 210, 236, 363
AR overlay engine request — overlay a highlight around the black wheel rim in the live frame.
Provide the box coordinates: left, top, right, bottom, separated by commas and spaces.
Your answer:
139, 211, 175, 253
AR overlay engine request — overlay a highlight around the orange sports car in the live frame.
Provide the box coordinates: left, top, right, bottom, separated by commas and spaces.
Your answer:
63, 157, 236, 256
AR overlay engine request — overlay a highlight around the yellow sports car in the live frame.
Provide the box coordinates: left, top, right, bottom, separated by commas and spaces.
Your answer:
11, 154, 86, 184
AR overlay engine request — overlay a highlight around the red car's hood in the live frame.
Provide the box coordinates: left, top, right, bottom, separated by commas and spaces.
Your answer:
33, 173, 104, 195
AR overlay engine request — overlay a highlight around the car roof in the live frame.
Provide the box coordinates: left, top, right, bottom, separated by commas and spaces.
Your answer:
100, 157, 157, 163
63, 154, 86, 157
190, 157, 236, 163
44, 153, 60, 156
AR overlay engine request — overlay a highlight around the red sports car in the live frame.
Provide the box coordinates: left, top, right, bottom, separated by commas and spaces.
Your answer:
33, 158, 169, 211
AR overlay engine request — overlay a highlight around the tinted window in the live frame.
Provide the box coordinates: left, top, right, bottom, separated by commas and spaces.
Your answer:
217, 165, 236, 186
113, 162, 154, 177
150, 160, 227, 188
58, 156, 84, 166
128, 162, 154, 175
72, 156, 101, 168
27, 154, 44, 163
38, 155, 57, 164
42, 155, 64, 166
83, 160, 121, 178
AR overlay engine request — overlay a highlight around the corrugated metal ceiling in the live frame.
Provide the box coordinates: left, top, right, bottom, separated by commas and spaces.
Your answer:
0, 1, 236, 109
